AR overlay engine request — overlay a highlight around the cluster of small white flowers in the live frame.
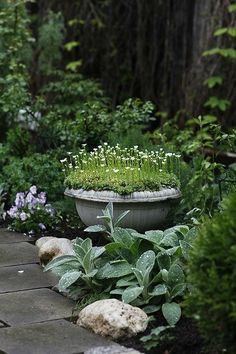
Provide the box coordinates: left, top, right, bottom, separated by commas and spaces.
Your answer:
60, 143, 181, 180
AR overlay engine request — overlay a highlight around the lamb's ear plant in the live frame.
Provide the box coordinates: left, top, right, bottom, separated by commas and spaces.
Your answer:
45, 203, 195, 326
44, 237, 108, 299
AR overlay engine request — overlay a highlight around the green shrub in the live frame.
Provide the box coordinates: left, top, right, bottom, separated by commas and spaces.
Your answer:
6, 126, 34, 157
185, 189, 236, 353
2, 152, 64, 202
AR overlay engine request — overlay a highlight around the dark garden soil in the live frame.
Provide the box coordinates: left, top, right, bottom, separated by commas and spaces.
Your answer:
119, 317, 204, 354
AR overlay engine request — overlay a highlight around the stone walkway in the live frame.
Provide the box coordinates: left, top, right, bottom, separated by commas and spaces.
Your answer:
0, 229, 140, 354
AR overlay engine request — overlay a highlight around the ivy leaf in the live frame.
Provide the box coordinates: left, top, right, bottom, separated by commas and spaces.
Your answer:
162, 302, 181, 326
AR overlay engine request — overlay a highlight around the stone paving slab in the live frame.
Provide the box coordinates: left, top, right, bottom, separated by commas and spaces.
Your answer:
0, 264, 58, 293
0, 242, 38, 267
0, 288, 74, 326
0, 319, 118, 354
0, 228, 36, 244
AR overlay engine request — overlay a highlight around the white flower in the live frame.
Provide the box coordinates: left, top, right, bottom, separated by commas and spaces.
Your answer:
29, 185, 37, 195
113, 169, 119, 173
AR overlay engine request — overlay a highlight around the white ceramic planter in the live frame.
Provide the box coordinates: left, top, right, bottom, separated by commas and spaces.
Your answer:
65, 188, 181, 232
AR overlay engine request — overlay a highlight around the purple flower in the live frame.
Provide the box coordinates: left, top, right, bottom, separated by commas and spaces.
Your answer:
38, 223, 46, 231
30, 185, 37, 195
20, 212, 27, 221
15, 192, 25, 208
7, 206, 18, 218
26, 192, 37, 208
37, 192, 46, 205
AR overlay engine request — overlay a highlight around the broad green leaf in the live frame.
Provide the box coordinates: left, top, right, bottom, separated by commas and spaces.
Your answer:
162, 302, 181, 326
44, 255, 77, 272
204, 96, 230, 111
84, 269, 98, 278
105, 242, 124, 254
228, 3, 236, 12
92, 246, 105, 259
179, 240, 192, 259
136, 250, 156, 275
114, 210, 130, 226
97, 260, 133, 279
161, 232, 179, 247
143, 305, 161, 314
112, 228, 134, 247
149, 284, 168, 296
214, 27, 228, 36
141, 325, 172, 343
161, 269, 169, 282
66, 60, 82, 72
168, 264, 185, 285
157, 253, 171, 270
228, 27, 236, 37
116, 279, 137, 287
132, 231, 164, 246
83, 248, 93, 273
165, 246, 180, 256
84, 224, 106, 233
58, 270, 81, 291
122, 286, 144, 303
110, 288, 125, 295
73, 244, 86, 263
164, 225, 189, 236
105, 202, 113, 218
81, 238, 92, 252
130, 239, 142, 257
116, 274, 136, 287
132, 268, 144, 286
145, 230, 164, 244
170, 283, 186, 299
204, 76, 223, 88
64, 41, 80, 51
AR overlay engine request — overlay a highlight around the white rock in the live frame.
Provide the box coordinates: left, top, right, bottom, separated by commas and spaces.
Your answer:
37, 237, 75, 265
36, 236, 55, 249
77, 299, 148, 339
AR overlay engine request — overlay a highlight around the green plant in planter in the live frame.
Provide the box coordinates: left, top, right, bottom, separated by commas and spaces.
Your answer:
61, 144, 181, 195
45, 203, 196, 327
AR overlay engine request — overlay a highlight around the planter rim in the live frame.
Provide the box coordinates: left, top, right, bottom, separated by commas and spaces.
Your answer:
64, 187, 181, 203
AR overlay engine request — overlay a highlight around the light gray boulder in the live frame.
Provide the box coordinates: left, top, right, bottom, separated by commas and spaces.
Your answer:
77, 299, 148, 339
84, 345, 142, 354
36, 237, 75, 265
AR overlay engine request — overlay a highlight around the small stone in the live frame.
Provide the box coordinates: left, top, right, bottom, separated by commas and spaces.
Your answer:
37, 237, 75, 265
84, 345, 142, 354
77, 299, 148, 339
